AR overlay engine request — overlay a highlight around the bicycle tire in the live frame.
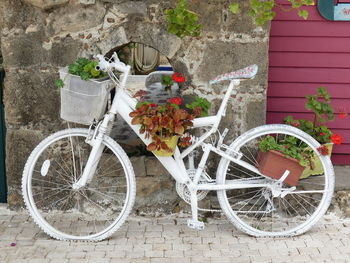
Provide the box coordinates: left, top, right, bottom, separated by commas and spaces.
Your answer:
217, 124, 334, 237
22, 128, 136, 241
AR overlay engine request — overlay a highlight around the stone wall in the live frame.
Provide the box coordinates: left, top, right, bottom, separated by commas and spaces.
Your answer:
0, 0, 270, 210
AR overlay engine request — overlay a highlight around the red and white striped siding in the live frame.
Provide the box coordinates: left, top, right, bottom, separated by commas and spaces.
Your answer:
267, 1, 350, 164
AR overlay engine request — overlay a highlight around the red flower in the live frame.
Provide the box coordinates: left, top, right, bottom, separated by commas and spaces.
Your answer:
330, 134, 342, 145
340, 113, 347, 119
317, 145, 329, 155
172, 72, 185, 83
338, 106, 348, 119
150, 103, 157, 107
284, 145, 290, 149
320, 132, 325, 136
292, 122, 299, 127
170, 97, 182, 105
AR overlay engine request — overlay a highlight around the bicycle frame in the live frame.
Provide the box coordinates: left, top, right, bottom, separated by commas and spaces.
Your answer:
73, 65, 271, 194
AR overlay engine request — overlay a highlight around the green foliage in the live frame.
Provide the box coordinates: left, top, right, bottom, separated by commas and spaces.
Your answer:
166, 0, 201, 39
161, 75, 173, 88
248, 0, 276, 26
129, 101, 194, 152
185, 96, 211, 117
166, 0, 315, 38
284, 116, 332, 144
284, 87, 335, 144
54, 79, 65, 88
305, 86, 334, 123
68, 58, 105, 81
298, 9, 309, 20
229, 3, 239, 14
258, 135, 310, 166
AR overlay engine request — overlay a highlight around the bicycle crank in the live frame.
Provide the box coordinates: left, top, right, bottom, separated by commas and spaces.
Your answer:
176, 169, 210, 204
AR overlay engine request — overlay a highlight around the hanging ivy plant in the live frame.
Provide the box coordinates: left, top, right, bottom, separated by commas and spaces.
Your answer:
166, 0, 201, 39
166, 0, 315, 38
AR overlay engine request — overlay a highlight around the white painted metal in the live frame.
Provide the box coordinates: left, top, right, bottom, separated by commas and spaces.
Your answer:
22, 129, 136, 241
22, 52, 334, 241
216, 124, 334, 237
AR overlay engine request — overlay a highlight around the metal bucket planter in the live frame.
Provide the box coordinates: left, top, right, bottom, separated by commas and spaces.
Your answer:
152, 136, 179, 157
257, 150, 305, 186
301, 143, 333, 179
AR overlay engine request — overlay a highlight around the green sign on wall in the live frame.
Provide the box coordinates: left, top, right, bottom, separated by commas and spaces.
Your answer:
318, 0, 350, 20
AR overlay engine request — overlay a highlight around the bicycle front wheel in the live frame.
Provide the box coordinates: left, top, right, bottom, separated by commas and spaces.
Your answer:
22, 128, 136, 241
217, 124, 334, 237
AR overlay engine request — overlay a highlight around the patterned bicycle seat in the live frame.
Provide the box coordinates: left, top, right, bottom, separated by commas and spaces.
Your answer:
209, 64, 258, 85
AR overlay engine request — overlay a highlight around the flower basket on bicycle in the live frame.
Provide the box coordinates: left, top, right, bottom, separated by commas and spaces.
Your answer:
59, 67, 113, 125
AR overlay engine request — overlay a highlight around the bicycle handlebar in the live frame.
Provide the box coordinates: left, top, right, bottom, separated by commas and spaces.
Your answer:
95, 52, 130, 73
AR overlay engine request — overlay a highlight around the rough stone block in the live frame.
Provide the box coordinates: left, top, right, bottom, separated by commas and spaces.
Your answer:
246, 99, 266, 130
23, 0, 68, 10
131, 156, 146, 177
50, 36, 81, 67
6, 129, 44, 186
80, 0, 95, 5
145, 157, 170, 177
124, 23, 181, 59
3, 69, 61, 126
198, 41, 268, 83
134, 176, 179, 213
46, 3, 106, 35
2, 32, 45, 67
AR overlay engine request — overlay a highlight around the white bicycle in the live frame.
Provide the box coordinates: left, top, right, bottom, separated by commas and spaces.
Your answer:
22, 52, 334, 241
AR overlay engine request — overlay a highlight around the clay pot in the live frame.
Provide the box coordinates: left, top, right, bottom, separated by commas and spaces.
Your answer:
257, 150, 305, 186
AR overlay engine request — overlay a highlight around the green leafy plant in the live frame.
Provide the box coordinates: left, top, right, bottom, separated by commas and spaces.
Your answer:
185, 96, 211, 117
161, 75, 174, 93
259, 135, 311, 166
54, 79, 64, 88
161, 72, 186, 94
55, 58, 106, 88
166, 0, 201, 39
284, 87, 341, 146
305, 86, 334, 123
166, 0, 314, 38
68, 58, 105, 81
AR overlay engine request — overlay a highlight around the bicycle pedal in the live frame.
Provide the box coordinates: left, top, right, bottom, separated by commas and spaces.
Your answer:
187, 219, 205, 230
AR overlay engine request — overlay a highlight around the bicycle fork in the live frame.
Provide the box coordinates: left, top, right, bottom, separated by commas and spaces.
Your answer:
72, 118, 112, 190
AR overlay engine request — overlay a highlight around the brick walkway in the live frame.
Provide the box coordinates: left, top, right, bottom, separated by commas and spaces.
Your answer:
1, 206, 350, 263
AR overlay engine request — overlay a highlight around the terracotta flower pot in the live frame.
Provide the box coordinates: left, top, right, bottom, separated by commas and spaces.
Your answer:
257, 150, 305, 186
152, 136, 179, 157
301, 143, 333, 179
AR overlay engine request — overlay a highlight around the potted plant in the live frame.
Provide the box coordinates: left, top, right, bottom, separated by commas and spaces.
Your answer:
161, 72, 185, 95
257, 135, 310, 186
283, 87, 345, 178
129, 95, 211, 156
56, 57, 113, 125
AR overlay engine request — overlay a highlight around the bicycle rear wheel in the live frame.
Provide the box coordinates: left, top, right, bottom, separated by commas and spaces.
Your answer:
217, 124, 334, 237
22, 128, 136, 241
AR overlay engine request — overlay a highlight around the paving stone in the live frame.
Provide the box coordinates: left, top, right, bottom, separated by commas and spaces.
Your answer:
0, 211, 350, 262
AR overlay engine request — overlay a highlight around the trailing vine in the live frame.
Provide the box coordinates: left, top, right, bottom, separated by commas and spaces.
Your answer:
166, 0, 201, 39
166, 0, 315, 38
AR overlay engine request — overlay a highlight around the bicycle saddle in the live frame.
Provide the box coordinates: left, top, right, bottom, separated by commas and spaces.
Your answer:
209, 64, 258, 85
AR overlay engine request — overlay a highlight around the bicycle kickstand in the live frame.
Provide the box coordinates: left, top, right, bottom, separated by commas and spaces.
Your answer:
187, 189, 205, 230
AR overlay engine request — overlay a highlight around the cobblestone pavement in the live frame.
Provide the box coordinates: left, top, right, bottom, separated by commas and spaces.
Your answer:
1, 206, 350, 263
